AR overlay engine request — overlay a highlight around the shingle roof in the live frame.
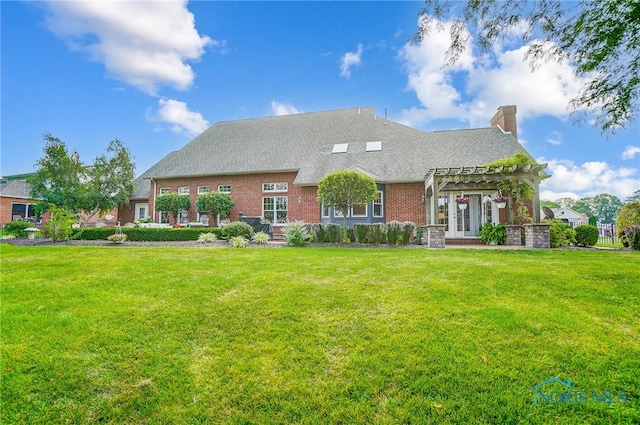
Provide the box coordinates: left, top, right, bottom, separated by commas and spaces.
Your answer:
142, 107, 527, 185
0, 180, 36, 199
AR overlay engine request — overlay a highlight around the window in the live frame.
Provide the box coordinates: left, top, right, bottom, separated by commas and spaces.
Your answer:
160, 212, 170, 223
263, 196, 288, 224
351, 204, 367, 217
262, 182, 288, 192
197, 212, 210, 225
159, 187, 171, 195
178, 186, 190, 195
11, 202, 36, 222
332, 143, 348, 153
218, 185, 231, 194
373, 191, 384, 217
322, 203, 330, 218
178, 210, 189, 224
197, 186, 210, 194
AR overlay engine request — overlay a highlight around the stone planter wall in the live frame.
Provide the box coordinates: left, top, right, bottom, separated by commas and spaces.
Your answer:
423, 224, 446, 248
524, 223, 551, 248
504, 225, 523, 246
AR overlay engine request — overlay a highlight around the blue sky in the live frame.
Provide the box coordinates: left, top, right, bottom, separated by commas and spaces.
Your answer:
2, 0, 639, 201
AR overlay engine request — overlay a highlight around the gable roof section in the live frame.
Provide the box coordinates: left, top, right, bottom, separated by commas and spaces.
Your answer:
143, 107, 527, 185
0, 180, 36, 199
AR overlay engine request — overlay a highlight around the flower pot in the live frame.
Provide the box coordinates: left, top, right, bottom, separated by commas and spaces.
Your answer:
496, 202, 506, 209
458, 203, 467, 210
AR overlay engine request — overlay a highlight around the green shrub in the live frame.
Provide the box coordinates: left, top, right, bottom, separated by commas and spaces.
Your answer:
3, 220, 33, 238
221, 221, 253, 239
401, 222, 415, 245
251, 232, 269, 244
198, 233, 218, 243
325, 223, 341, 243
43, 206, 77, 241
282, 221, 311, 247
368, 223, 386, 244
574, 225, 599, 246
73, 227, 224, 241
546, 219, 575, 248
386, 221, 402, 246
311, 223, 327, 243
617, 202, 640, 247
414, 225, 424, 245
228, 236, 249, 248
353, 224, 368, 244
479, 223, 506, 245
623, 225, 640, 250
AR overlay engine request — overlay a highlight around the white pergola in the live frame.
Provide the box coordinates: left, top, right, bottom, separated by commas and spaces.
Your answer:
423, 163, 549, 225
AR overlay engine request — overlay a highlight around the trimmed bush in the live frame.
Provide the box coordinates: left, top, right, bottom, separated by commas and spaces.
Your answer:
386, 221, 403, 245
401, 222, 415, 245
282, 221, 311, 247
221, 221, 253, 239
368, 223, 386, 244
623, 225, 640, 250
311, 223, 327, 243
325, 223, 341, 243
73, 227, 224, 241
3, 220, 33, 238
574, 225, 599, 246
546, 219, 575, 248
353, 224, 368, 244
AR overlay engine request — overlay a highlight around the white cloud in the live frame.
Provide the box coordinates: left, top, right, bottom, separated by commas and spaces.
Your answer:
546, 131, 563, 146
397, 18, 588, 128
152, 99, 209, 136
622, 145, 640, 160
340, 44, 363, 78
270, 101, 300, 116
539, 157, 639, 200
42, 0, 214, 94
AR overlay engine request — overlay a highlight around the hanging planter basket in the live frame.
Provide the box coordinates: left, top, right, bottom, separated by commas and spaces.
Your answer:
496, 202, 506, 209
458, 203, 467, 210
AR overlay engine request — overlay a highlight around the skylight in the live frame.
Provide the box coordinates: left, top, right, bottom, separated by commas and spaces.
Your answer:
332, 143, 349, 153
366, 141, 382, 151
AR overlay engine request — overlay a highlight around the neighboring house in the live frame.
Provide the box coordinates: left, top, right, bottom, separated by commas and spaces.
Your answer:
122, 105, 549, 239
542, 207, 586, 228
0, 179, 43, 226
0, 176, 119, 228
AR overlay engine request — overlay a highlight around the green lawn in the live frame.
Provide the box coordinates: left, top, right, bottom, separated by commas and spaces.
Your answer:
2, 245, 638, 424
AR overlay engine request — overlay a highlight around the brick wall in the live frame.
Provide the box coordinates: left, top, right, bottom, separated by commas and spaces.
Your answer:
385, 182, 426, 225
138, 173, 427, 226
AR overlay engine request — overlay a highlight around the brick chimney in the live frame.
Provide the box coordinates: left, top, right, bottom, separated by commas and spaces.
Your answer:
490, 105, 518, 139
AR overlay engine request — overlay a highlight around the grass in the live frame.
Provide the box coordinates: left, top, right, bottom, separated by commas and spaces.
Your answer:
1, 245, 639, 424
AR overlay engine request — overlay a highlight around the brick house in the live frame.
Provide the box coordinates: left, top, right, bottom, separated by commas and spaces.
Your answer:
124, 106, 548, 240
0, 179, 43, 226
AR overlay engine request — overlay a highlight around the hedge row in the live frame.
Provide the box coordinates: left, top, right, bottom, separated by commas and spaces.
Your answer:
73, 227, 225, 241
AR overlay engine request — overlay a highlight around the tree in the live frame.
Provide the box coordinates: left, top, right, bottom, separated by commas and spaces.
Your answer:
316, 169, 378, 239
27, 133, 136, 225
412, 0, 640, 133
196, 192, 234, 226
155, 193, 191, 224
626, 189, 640, 203
572, 193, 623, 224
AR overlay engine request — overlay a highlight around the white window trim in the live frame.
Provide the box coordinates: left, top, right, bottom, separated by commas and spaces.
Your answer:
178, 186, 190, 195
218, 185, 231, 194
373, 191, 384, 218
262, 196, 288, 225
159, 187, 171, 195
350, 204, 368, 217
197, 186, 210, 194
262, 182, 288, 193
321, 203, 330, 218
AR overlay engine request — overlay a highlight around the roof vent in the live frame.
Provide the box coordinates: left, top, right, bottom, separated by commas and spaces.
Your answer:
366, 141, 382, 151
332, 143, 349, 153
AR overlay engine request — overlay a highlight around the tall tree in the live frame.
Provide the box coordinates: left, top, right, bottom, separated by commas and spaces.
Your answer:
591, 193, 623, 224
27, 134, 135, 225
412, 0, 640, 133
316, 169, 378, 237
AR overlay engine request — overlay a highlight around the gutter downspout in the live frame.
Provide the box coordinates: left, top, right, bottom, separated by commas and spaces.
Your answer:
151, 178, 157, 223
